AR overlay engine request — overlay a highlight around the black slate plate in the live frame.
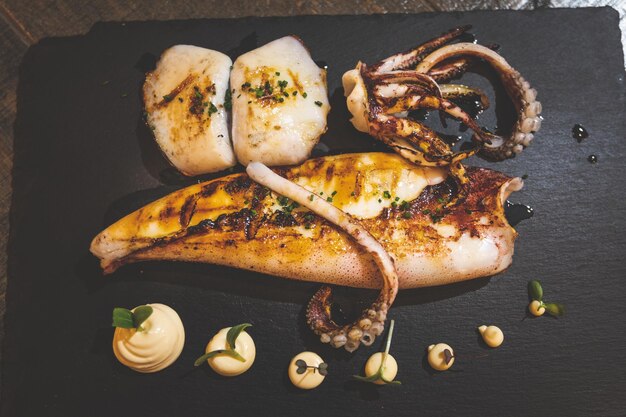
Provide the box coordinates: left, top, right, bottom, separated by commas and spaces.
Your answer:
3, 7, 626, 417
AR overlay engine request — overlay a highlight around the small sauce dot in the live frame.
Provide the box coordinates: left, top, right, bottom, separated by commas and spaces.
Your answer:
315, 60, 328, 70
572, 124, 589, 142
588, 154, 598, 163
504, 200, 534, 226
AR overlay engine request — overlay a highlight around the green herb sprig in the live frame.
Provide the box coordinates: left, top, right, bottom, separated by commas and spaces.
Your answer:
295, 359, 328, 376
528, 280, 565, 317
194, 323, 252, 366
112, 305, 153, 332
353, 319, 401, 385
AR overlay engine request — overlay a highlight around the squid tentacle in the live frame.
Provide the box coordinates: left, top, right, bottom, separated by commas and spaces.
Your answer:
427, 43, 500, 83
439, 84, 490, 110
245, 162, 399, 353
373, 113, 452, 159
415, 42, 542, 160
371, 25, 472, 73
428, 57, 471, 83
379, 94, 496, 146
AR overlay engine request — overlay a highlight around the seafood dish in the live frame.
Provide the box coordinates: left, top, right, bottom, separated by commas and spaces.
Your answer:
93, 26, 541, 351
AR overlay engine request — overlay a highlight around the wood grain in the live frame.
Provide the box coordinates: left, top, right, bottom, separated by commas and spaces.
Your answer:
0, 11, 28, 365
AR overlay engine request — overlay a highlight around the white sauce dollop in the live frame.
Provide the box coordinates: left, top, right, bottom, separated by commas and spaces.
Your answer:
112, 303, 185, 373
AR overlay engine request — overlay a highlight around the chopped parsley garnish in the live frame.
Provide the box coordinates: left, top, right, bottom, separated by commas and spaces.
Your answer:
308, 195, 315, 201
275, 71, 281, 76
277, 80, 288, 89
430, 214, 443, 223
208, 102, 218, 116
399, 201, 410, 211
402, 212, 412, 219
326, 197, 333, 202
314, 101, 323, 107
302, 92, 308, 98
224, 89, 232, 111
383, 191, 391, 199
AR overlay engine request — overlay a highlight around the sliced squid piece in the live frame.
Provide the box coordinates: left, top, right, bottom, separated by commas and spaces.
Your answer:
230, 36, 330, 166
143, 45, 235, 176
90, 152, 522, 289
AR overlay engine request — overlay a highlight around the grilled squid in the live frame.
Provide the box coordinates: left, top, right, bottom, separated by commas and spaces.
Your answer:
143, 45, 235, 175
230, 36, 330, 166
342, 26, 541, 205
91, 152, 521, 285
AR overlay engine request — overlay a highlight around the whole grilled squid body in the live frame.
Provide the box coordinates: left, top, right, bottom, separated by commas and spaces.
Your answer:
91, 152, 522, 290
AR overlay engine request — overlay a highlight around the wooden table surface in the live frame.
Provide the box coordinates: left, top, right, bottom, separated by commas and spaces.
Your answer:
0, 0, 623, 365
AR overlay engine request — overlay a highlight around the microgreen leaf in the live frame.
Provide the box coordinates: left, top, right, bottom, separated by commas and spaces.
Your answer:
443, 348, 454, 365
295, 359, 307, 368
380, 375, 402, 385
353, 373, 382, 383
226, 323, 252, 351
132, 305, 153, 329
543, 303, 565, 317
194, 349, 246, 367
318, 362, 328, 376
528, 280, 543, 301
112, 308, 134, 329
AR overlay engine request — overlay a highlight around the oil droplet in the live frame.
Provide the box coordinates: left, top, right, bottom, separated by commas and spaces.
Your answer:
504, 200, 534, 226
315, 60, 328, 70
572, 124, 589, 142
588, 154, 598, 163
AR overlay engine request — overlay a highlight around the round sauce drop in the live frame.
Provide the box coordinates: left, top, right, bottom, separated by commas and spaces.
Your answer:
478, 325, 504, 348
427, 343, 455, 371
288, 352, 326, 389
364, 352, 398, 385
205, 327, 256, 376
572, 124, 589, 142
504, 200, 534, 227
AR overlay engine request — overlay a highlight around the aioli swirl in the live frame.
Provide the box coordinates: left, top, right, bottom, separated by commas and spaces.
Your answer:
113, 303, 185, 373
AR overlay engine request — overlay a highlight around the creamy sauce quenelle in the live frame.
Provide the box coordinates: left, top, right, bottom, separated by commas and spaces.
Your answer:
113, 303, 185, 373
